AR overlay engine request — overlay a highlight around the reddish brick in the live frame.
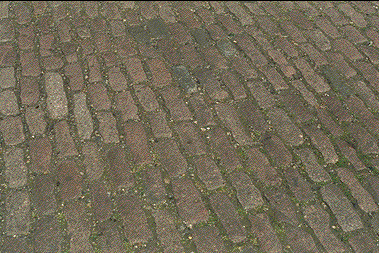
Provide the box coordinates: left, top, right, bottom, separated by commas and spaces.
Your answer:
288, 9, 314, 30
0, 90, 19, 116
29, 137, 52, 174
39, 33, 55, 57
334, 38, 363, 61
113, 91, 139, 121
267, 107, 304, 146
79, 38, 94, 55
296, 148, 331, 182
95, 219, 127, 252
0, 44, 16, 67
153, 209, 184, 252
273, 36, 298, 58
284, 225, 319, 253
193, 155, 225, 190
328, 53, 356, 78
147, 110, 172, 138
348, 123, 379, 155
300, 44, 328, 68
124, 121, 152, 166
33, 215, 63, 253
156, 38, 182, 66
260, 1, 284, 18
230, 172, 264, 210
161, 86, 192, 121
249, 213, 283, 253
247, 81, 275, 109
230, 54, 258, 79
353, 62, 379, 93
279, 90, 314, 123
193, 68, 228, 101
215, 103, 253, 146
200, 45, 228, 69
24, 105, 46, 136
315, 16, 341, 39
260, 65, 288, 91
267, 49, 296, 78
172, 176, 208, 225
82, 142, 104, 181
366, 28, 379, 48
279, 20, 307, 43
207, 127, 242, 171
256, 15, 281, 35
106, 145, 135, 189
5, 190, 30, 236
89, 181, 112, 222
347, 95, 379, 136
321, 184, 364, 232
262, 134, 292, 168
116, 194, 152, 244
55, 161, 82, 201
0, 116, 25, 145
147, 58, 172, 88
225, 1, 253, 25
154, 138, 187, 178
134, 85, 159, 112
87, 82, 111, 111
294, 58, 330, 93
236, 99, 268, 135
283, 167, 314, 202
177, 8, 201, 29
349, 80, 379, 112
20, 51, 41, 77
97, 112, 119, 144
93, 32, 112, 53
44, 72, 68, 119
124, 57, 147, 84
195, 6, 214, 25
180, 44, 204, 69
54, 120, 78, 157
4, 147, 27, 188
220, 70, 247, 99
188, 92, 216, 127
42, 55, 64, 71
73, 93, 93, 140
315, 107, 343, 137
320, 92, 352, 123
341, 25, 367, 44
235, 34, 267, 67
245, 148, 281, 186
140, 167, 166, 205
304, 29, 331, 52
168, 22, 191, 45
174, 121, 206, 156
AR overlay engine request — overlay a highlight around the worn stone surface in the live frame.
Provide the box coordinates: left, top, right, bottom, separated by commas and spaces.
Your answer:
5, 190, 30, 236
44, 72, 68, 119
4, 147, 27, 188
73, 93, 93, 140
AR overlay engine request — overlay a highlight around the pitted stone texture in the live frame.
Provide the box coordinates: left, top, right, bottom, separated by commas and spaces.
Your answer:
54, 120, 78, 157
55, 161, 83, 201
230, 172, 264, 210
0, 67, 15, 89
0, 116, 25, 146
33, 215, 63, 253
44, 72, 68, 119
106, 145, 135, 190
124, 121, 153, 166
192, 226, 227, 253
30, 174, 57, 216
5, 190, 30, 236
1, 236, 32, 253
83, 142, 104, 181
154, 138, 187, 178
25, 105, 46, 136
4, 147, 27, 188
114, 91, 139, 121
90, 180, 112, 222
193, 155, 225, 190
0, 90, 19, 116
73, 93, 93, 140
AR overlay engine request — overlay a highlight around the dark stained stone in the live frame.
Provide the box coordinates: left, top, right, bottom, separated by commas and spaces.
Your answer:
180, 43, 205, 69
31, 173, 57, 216
0, 116, 25, 146
115, 194, 152, 244
54, 120, 78, 157
172, 177, 208, 226
321, 184, 364, 232
283, 167, 315, 202
249, 213, 282, 253
172, 65, 197, 93
154, 138, 187, 178
153, 208, 184, 252
20, 76, 40, 106
140, 166, 166, 205
303, 204, 348, 253
262, 134, 292, 168
5, 190, 30, 235
89, 180, 112, 222
236, 99, 268, 136
193, 155, 225, 190
33, 216, 63, 253
4, 147, 27, 188
192, 225, 227, 253
82, 142, 104, 181
229, 172, 264, 210
106, 145, 135, 190
295, 148, 331, 183
279, 90, 315, 123
55, 161, 83, 201
174, 121, 206, 156
320, 92, 352, 123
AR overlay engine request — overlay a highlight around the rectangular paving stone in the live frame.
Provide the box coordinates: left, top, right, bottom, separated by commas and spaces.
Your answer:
95, 219, 127, 252
262, 134, 292, 168
303, 125, 339, 164
260, 65, 288, 91
247, 81, 275, 109
294, 58, 330, 93
0, 90, 19, 116
334, 38, 363, 61
349, 80, 379, 112
338, 2, 367, 28
304, 29, 331, 51
54, 120, 78, 157
283, 167, 315, 202
0, 44, 16, 67
134, 84, 159, 112
335, 138, 366, 171
39, 33, 55, 57
82, 142, 104, 181
279, 90, 314, 123
20, 51, 40, 76
29, 136, 52, 174
284, 225, 320, 253
347, 95, 379, 136
192, 68, 228, 101
147, 58, 172, 88
304, 204, 348, 253
0, 67, 15, 89
315, 107, 343, 137
180, 43, 205, 69
124, 121, 152, 166
86, 54, 102, 83
220, 70, 246, 99
87, 82, 111, 111
168, 22, 191, 44
140, 166, 166, 205
249, 213, 283, 253
236, 99, 268, 135
55, 161, 83, 201
32, 215, 63, 253
226, 1, 253, 25
235, 34, 267, 67
113, 90, 139, 121
320, 92, 352, 123
4, 147, 27, 188
321, 184, 364, 232
192, 225, 227, 253
160, 86, 192, 121
107, 67, 128, 91
158, 4, 176, 24
146, 109, 172, 138
6, 190, 30, 236
0, 116, 25, 146
299, 43, 328, 68
267, 107, 304, 146
354, 62, 379, 93
245, 148, 282, 186
193, 155, 225, 190
348, 231, 379, 253
97, 112, 120, 144
154, 138, 187, 178
188, 92, 216, 127
191, 27, 212, 48
124, 57, 147, 84
360, 45, 379, 65
273, 36, 298, 57
174, 121, 206, 156
264, 188, 300, 226
44, 72, 68, 119
341, 25, 367, 44
93, 32, 112, 53
217, 39, 238, 58
17, 25, 35, 50
291, 79, 319, 107
25, 105, 46, 136
201, 45, 228, 70
1, 236, 32, 253
256, 15, 281, 35
230, 54, 258, 79
172, 177, 208, 226
42, 55, 64, 71
295, 148, 331, 182
106, 145, 135, 190
207, 126, 242, 171
267, 49, 296, 78
89, 181, 113, 222
215, 103, 253, 146
280, 20, 307, 43
64, 62, 84, 91
348, 123, 379, 155
172, 65, 197, 94
116, 194, 152, 244
315, 16, 341, 39
153, 209, 184, 253
230, 172, 264, 210
73, 93, 93, 140
324, 7, 349, 26
336, 167, 378, 213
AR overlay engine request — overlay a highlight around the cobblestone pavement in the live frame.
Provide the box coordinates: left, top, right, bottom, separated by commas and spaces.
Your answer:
3, 1, 379, 252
